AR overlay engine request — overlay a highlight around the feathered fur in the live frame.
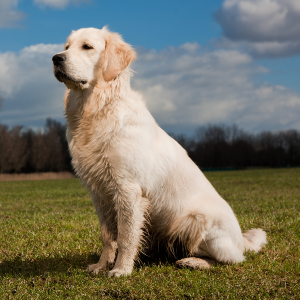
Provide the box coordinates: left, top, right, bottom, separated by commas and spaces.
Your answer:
52, 27, 267, 277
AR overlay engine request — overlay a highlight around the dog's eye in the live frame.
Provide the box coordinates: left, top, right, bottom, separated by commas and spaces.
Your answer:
83, 44, 93, 50
65, 45, 69, 50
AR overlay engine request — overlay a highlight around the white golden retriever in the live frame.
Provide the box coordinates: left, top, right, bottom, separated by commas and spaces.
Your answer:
52, 27, 267, 277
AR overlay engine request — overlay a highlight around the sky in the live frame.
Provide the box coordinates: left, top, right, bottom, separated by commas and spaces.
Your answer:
0, 0, 300, 135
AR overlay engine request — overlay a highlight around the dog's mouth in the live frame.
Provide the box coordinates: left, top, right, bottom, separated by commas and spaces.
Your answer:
54, 69, 72, 82
54, 70, 87, 86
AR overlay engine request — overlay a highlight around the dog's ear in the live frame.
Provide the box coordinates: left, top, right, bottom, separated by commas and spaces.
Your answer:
102, 31, 136, 82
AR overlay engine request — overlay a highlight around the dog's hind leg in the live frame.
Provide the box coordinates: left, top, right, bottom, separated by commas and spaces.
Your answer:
184, 235, 245, 268
87, 192, 118, 275
204, 237, 245, 264
175, 234, 244, 270
175, 237, 243, 269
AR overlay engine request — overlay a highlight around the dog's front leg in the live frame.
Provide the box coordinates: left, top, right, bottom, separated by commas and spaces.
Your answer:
108, 192, 148, 278
88, 192, 118, 275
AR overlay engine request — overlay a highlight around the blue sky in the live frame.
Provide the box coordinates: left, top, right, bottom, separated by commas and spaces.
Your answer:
1, 0, 300, 135
0, 0, 224, 51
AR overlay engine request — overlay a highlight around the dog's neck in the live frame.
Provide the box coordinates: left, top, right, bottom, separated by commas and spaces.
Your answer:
94, 68, 132, 105
64, 68, 132, 135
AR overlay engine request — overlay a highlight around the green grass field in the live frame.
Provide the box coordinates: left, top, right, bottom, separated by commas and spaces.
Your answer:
0, 168, 299, 299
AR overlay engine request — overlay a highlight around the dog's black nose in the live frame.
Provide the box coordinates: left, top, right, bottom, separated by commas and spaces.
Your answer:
52, 54, 67, 65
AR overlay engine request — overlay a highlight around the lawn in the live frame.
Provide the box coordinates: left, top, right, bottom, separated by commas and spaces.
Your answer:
0, 168, 299, 299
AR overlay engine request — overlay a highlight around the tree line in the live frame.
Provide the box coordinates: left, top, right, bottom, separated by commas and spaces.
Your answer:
0, 119, 71, 173
0, 120, 299, 173
172, 124, 300, 169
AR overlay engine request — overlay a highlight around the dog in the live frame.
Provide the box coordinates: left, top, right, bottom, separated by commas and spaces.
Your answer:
52, 27, 267, 277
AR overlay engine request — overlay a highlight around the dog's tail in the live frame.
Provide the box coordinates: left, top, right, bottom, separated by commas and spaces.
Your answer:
243, 228, 267, 253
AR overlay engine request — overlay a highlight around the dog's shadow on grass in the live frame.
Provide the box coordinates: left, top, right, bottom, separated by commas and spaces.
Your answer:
0, 247, 179, 278
0, 252, 98, 278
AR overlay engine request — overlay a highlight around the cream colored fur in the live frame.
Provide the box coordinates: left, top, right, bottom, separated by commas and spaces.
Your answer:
52, 27, 267, 277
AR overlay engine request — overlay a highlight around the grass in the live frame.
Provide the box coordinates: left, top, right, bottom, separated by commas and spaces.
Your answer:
0, 168, 299, 299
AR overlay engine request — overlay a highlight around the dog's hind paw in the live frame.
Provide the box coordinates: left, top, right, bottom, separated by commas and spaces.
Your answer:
175, 257, 216, 269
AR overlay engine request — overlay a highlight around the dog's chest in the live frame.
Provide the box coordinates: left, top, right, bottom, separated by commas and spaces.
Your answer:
67, 116, 121, 194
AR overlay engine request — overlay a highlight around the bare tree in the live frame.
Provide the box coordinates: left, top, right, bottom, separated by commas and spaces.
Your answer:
31, 128, 49, 172
10, 126, 29, 173
0, 93, 3, 112
0, 124, 12, 173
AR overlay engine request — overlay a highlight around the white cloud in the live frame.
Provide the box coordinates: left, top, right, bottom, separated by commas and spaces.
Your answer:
33, 0, 89, 9
0, 0, 25, 28
215, 37, 300, 59
0, 43, 66, 126
132, 44, 300, 132
1, 42, 300, 133
215, 0, 300, 57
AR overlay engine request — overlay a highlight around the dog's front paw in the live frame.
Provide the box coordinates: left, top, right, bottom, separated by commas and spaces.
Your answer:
87, 263, 107, 275
107, 267, 132, 278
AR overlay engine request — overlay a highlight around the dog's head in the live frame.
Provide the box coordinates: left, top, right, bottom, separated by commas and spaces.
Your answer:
52, 27, 136, 89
